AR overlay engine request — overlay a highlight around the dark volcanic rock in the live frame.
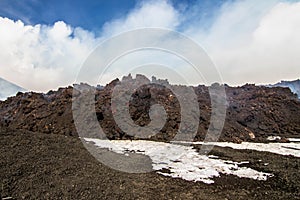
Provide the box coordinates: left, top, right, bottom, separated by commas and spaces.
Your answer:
0, 87, 77, 136
0, 76, 299, 142
268, 79, 300, 99
224, 84, 300, 142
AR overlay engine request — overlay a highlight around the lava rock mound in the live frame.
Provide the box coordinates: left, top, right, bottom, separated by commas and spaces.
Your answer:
0, 75, 299, 142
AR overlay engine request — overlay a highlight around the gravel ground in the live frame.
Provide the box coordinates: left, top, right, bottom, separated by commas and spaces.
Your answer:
0, 128, 299, 200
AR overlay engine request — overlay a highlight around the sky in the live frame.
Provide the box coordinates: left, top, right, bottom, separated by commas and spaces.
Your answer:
0, 0, 300, 91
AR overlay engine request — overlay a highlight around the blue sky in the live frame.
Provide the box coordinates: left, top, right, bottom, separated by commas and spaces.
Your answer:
0, 0, 136, 32
0, 0, 300, 91
0, 0, 225, 33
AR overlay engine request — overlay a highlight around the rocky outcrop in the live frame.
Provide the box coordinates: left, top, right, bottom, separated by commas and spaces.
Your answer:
268, 79, 300, 99
0, 75, 299, 142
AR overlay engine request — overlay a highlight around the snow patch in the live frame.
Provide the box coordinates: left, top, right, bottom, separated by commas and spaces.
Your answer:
84, 138, 272, 184
267, 136, 281, 141
288, 138, 300, 142
175, 141, 300, 157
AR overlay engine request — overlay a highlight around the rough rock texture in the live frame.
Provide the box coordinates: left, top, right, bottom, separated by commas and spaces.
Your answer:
0, 75, 299, 142
268, 79, 300, 99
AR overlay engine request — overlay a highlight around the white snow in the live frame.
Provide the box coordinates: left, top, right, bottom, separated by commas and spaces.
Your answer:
267, 136, 281, 141
84, 138, 272, 184
288, 138, 300, 142
174, 141, 300, 157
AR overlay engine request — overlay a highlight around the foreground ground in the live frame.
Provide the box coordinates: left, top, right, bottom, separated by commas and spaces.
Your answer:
0, 128, 299, 200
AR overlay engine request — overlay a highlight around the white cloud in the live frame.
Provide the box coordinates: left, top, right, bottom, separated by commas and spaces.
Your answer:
0, 18, 98, 91
0, 0, 180, 91
102, 0, 180, 36
0, 0, 300, 92
188, 0, 300, 85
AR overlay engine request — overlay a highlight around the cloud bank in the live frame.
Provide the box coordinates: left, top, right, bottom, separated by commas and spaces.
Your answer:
0, 0, 300, 91
0, 18, 98, 91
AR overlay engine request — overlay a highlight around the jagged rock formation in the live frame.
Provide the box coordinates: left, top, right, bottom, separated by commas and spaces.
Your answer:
0, 75, 299, 143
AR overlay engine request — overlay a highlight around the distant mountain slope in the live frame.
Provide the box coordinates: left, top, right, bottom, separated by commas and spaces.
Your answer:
0, 77, 26, 100
268, 79, 300, 99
